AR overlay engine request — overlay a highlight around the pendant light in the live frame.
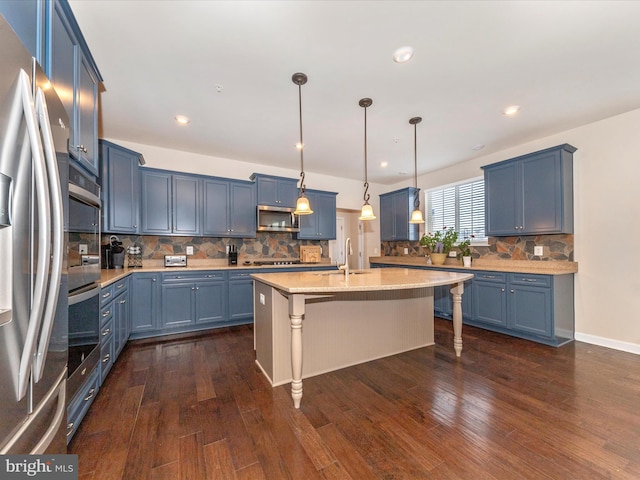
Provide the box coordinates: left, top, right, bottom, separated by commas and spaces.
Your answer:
292, 72, 313, 215
409, 116, 425, 224
358, 98, 376, 221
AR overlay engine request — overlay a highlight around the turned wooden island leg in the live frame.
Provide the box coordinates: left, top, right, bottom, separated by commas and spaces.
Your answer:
450, 282, 464, 357
289, 294, 306, 408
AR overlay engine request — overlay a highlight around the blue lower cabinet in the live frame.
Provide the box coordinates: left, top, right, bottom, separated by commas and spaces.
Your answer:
130, 272, 160, 336
228, 271, 255, 322
66, 365, 99, 443
371, 263, 573, 346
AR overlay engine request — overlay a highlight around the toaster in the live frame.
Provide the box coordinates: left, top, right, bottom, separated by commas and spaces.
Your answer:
164, 255, 187, 267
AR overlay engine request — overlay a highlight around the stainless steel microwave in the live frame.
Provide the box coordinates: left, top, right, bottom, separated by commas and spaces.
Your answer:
256, 205, 299, 232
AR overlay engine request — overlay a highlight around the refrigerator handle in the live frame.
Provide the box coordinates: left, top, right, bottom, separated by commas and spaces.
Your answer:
15, 70, 52, 401
33, 88, 64, 383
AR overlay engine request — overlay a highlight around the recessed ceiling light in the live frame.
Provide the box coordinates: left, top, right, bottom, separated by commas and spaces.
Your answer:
380, 161, 388, 168
502, 105, 520, 116
175, 115, 191, 125
393, 46, 414, 63
472, 144, 485, 151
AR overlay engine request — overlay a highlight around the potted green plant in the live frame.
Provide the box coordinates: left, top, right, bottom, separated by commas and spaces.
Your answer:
419, 227, 458, 265
457, 238, 472, 267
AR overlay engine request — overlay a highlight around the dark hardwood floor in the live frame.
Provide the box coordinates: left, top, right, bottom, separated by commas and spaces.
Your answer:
69, 319, 640, 479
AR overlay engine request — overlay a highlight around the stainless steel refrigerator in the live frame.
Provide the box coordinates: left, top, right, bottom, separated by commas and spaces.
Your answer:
0, 16, 68, 454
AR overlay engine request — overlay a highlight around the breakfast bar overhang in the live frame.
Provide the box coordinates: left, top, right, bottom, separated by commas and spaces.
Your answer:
251, 267, 474, 408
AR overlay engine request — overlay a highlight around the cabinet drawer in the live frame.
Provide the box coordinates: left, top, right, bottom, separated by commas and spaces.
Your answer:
228, 271, 255, 281
100, 284, 114, 305
67, 365, 99, 443
100, 316, 113, 339
100, 333, 114, 384
162, 271, 226, 283
509, 273, 551, 288
112, 277, 129, 294
474, 271, 507, 283
100, 301, 113, 327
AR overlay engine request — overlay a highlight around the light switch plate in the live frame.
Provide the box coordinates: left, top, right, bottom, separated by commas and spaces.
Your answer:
186, 246, 194, 255
79, 244, 88, 254
534, 246, 544, 256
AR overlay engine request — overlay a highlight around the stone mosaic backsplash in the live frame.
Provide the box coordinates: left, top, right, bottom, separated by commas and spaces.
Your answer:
100, 233, 329, 261
381, 234, 574, 262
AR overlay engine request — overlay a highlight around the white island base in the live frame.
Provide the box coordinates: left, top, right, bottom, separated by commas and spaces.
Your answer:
254, 285, 435, 388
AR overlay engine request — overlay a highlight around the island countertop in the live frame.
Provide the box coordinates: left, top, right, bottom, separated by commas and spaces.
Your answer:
250, 267, 474, 294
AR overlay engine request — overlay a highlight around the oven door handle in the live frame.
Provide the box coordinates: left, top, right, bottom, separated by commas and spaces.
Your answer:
33, 88, 65, 384
16, 70, 52, 402
69, 183, 101, 209
69, 284, 101, 306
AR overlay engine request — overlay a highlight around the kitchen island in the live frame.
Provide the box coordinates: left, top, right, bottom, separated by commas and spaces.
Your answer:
251, 268, 474, 408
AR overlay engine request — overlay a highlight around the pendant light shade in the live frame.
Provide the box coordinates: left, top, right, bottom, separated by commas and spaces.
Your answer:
291, 72, 313, 215
358, 98, 376, 221
409, 116, 425, 224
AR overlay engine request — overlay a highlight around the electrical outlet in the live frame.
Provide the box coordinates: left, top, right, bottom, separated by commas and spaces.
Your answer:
186, 246, 194, 255
534, 245, 544, 256
404, 248, 409, 255
79, 244, 87, 254
259, 293, 265, 305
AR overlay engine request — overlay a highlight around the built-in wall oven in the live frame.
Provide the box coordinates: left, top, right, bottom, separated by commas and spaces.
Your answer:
67, 165, 101, 401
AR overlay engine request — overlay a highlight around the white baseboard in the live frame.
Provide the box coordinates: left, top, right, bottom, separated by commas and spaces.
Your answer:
575, 332, 640, 355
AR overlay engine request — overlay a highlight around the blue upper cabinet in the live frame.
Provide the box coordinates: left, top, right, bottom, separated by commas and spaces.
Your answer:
203, 178, 256, 238
297, 189, 337, 240
46, 0, 102, 177
379, 187, 420, 242
483, 144, 576, 236
0, 0, 45, 62
99, 140, 143, 234
251, 173, 299, 208
140, 169, 202, 236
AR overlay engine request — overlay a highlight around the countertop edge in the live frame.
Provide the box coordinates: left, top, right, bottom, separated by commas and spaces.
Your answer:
368, 257, 578, 275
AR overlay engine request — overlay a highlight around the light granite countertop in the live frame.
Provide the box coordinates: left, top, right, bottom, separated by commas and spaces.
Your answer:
100, 259, 336, 287
368, 256, 578, 275
251, 268, 474, 294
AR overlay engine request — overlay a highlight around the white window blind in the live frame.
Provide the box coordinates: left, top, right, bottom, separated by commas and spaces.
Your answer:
427, 179, 486, 242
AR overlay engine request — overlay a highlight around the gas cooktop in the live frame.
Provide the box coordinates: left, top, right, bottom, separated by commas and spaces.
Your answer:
251, 259, 301, 266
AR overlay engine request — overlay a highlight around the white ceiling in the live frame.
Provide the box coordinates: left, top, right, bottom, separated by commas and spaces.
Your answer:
69, 0, 640, 185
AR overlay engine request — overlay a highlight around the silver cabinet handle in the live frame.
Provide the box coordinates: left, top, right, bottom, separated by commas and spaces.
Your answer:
102, 310, 111, 317
152, 278, 157, 282
119, 299, 126, 304
116, 283, 125, 289
102, 354, 110, 363
66, 422, 74, 436
510, 289, 515, 293
501, 288, 505, 292
102, 292, 111, 300
84, 388, 95, 401
102, 328, 110, 336
76, 144, 88, 153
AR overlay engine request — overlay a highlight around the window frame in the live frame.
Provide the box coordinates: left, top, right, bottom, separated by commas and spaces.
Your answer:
424, 176, 488, 246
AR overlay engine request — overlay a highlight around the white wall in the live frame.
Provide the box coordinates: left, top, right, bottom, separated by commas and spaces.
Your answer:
389, 108, 640, 354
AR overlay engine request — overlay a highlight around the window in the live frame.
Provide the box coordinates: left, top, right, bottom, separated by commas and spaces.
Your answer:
426, 178, 486, 243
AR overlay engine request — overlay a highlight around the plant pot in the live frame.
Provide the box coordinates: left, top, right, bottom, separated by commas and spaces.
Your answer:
462, 256, 472, 268
430, 253, 447, 265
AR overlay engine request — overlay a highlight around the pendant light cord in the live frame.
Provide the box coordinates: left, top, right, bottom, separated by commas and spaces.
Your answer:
298, 81, 305, 195
409, 116, 422, 210
363, 102, 370, 203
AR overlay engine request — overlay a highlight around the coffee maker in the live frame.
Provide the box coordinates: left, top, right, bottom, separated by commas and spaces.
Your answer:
102, 235, 125, 269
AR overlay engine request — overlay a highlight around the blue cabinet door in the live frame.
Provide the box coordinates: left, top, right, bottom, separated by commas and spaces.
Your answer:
228, 181, 256, 237
379, 188, 419, 241
130, 273, 160, 334
113, 288, 129, 358
379, 194, 395, 241
521, 152, 563, 234
162, 283, 195, 328
195, 282, 226, 324
297, 190, 336, 240
0, 0, 44, 61
202, 179, 229, 236
75, 52, 98, 174
141, 170, 172, 234
508, 273, 552, 337
484, 161, 520, 235
172, 175, 201, 235
100, 140, 141, 234
472, 272, 508, 327
47, 0, 75, 131
252, 173, 298, 207
228, 272, 254, 322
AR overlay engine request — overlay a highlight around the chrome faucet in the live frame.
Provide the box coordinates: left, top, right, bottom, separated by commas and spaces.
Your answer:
338, 237, 352, 276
